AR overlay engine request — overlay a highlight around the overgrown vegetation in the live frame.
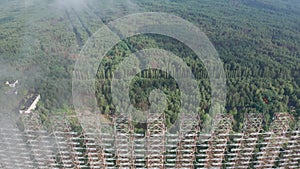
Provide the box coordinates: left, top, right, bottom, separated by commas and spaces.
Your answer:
0, 0, 300, 132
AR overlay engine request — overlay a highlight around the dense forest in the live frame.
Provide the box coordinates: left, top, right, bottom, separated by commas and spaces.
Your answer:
0, 0, 300, 132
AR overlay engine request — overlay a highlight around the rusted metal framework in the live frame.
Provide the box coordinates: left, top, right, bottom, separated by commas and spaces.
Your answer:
84, 132, 107, 168
0, 127, 35, 168
133, 132, 146, 168
21, 112, 57, 168
175, 113, 199, 168
78, 112, 107, 169
2, 112, 300, 168
114, 113, 135, 168
146, 113, 166, 169
50, 115, 83, 168
205, 114, 233, 168
255, 112, 293, 168
229, 113, 263, 168
279, 126, 300, 168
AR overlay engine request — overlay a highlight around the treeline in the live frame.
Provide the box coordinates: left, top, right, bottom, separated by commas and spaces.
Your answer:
95, 33, 300, 131
127, 0, 300, 130
1, 0, 300, 132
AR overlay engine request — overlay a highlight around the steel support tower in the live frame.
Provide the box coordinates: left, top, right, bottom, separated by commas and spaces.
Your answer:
50, 115, 83, 168
279, 126, 300, 168
175, 113, 199, 168
78, 111, 107, 169
205, 114, 233, 168
114, 113, 135, 168
230, 113, 263, 168
255, 112, 293, 168
21, 112, 57, 168
146, 113, 166, 169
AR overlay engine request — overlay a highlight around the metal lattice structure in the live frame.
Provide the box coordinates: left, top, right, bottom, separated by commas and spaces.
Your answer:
255, 112, 293, 168
22, 113, 57, 168
279, 127, 300, 168
146, 112, 166, 169
0, 127, 35, 168
175, 113, 199, 169
114, 113, 135, 168
78, 112, 107, 169
205, 114, 233, 168
0, 112, 300, 168
229, 113, 263, 168
50, 115, 82, 168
